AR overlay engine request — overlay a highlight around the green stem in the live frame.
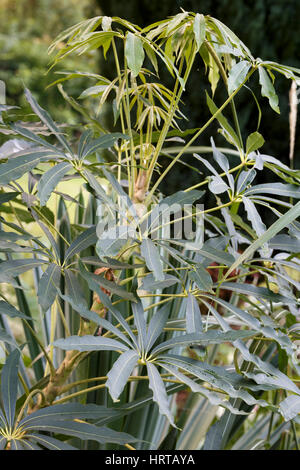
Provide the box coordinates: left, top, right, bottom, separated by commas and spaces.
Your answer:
147, 67, 256, 202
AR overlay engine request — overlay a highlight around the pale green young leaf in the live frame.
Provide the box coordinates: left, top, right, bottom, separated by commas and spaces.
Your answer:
125, 32, 145, 77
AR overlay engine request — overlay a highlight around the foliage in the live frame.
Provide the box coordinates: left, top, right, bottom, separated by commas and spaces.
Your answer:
0, 11, 299, 450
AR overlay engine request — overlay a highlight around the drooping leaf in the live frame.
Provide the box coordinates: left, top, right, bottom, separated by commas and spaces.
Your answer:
258, 66, 280, 113
146, 362, 176, 427
227, 60, 251, 95
106, 350, 139, 402
279, 394, 300, 421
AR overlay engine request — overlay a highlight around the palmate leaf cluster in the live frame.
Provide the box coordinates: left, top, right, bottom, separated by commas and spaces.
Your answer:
0, 11, 299, 450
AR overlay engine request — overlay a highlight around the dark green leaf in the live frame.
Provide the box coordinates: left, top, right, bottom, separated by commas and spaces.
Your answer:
1, 349, 20, 428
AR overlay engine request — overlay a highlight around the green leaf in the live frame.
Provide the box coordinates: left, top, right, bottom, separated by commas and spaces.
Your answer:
0, 153, 43, 185
246, 132, 265, 155
79, 260, 137, 302
150, 330, 256, 357
80, 133, 128, 159
0, 300, 31, 319
37, 162, 72, 206
227, 60, 251, 95
279, 395, 300, 421
219, 282, 294, 304
258, 66, 280, 113
26, 434, 77, 450
57, 290, 132, 347
53, 335, 129, 353
0, 259, 47, 282
140, 273, 180, 291
244, 183, 300, 199
20, 403, 119, 427
140, 238, 164, 281
125, 32, 145, 77
223, 200, 300, 279
132, 299, 147, 353
106, 350, 139, 402
0, 192, 20, 205
206, 92, 240, 148
22, 420, 137, 445
37, 263, 61, 313
146, 303, 170, 353
1, 349, 20, 428
188, 265, 213, 292
65, 225, 97, 262
93, 288, 139, 349
0, 328, 18, 349
186, 293, 202, 334
24, 88, 73, 154
146, 362, 176, 427
193, 13, 206, 50
96, 225, 136, 258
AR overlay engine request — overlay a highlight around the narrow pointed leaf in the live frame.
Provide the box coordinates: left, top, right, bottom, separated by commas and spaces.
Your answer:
0, 259, 47, 282
146, 303, 170, 353
228, 60, 251, 95
57, 290, 132, 347
53, 335, 129, 353
150, 330, 256, 357
65, 225, 97, 261
24, 88, 73, 154
26, 434, 77, 450
224, 200, 300, 278
146, 362, 176, 427
1, 349, 20, 428
140, 238, 164, 281
37, 263, 61, 313
37, 162, 72, 206
188, 265, 213, 292
0, 300, 31, 319
132, 299, 147, 352
23, 420, 137, 444
186, 293, 202, 333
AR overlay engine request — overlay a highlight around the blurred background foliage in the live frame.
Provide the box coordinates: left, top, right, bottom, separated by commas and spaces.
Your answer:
1, 0, 299, 194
